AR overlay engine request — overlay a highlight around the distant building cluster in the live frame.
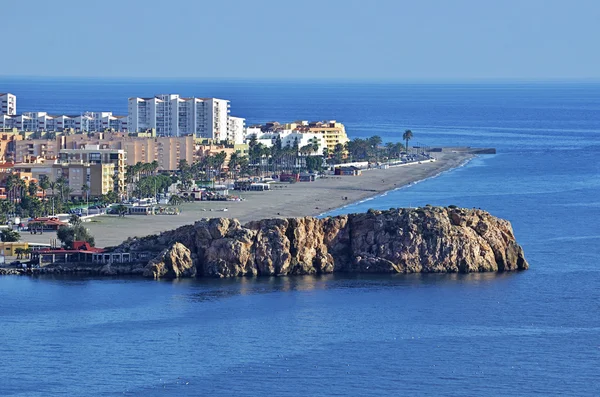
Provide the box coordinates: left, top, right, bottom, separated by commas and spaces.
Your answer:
0, 90, 350, 200
0, 92, 246, 144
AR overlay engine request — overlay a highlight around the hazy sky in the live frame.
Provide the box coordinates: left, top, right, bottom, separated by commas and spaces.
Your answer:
2, 0, 599, 80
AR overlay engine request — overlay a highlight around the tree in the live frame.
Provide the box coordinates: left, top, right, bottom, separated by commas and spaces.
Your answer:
168, 195, 184, 206
15, 247, 24, 259
333, 143, 345, 164
214, 151, 227, 182
27, 180, 39, 197
114, 204, 128, 217
38, 175, 50, 202
57, 224, 95, 249
1, 229, 21, 242
150, 160, 159, 175
81, 183, 90, 198
0, 200, 15, 219
69, 214, 82, 226
402, 130, 414, 153
56, 176, 69, 203
305, 156, 324, 173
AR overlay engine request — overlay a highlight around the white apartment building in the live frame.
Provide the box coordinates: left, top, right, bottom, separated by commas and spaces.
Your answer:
245, 130, 327, 155
0, 93, 16, 115
0, 111, 127, 132
128, 94, 231, 139
227, 116, 246, 144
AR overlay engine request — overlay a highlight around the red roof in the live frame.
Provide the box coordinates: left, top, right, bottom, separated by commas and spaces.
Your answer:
32, 217, 67, 226
73, 241, 104, 253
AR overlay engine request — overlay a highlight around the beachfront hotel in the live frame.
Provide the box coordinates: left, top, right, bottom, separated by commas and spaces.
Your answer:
246, 120, 350, 153
245, 129, 327, 155
127, 94, 246, 142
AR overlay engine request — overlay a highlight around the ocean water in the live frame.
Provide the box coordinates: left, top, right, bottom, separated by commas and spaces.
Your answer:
0, 79, 599, 396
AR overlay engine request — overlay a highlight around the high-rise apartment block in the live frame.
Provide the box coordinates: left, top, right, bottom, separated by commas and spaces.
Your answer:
128, 94, 238, 140
0, 93, 16, 115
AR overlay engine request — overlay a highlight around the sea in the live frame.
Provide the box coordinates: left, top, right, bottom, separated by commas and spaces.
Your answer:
0, 78, 599, 396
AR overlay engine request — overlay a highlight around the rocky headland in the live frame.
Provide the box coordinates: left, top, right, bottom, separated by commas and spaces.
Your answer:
118, 206, 527, 278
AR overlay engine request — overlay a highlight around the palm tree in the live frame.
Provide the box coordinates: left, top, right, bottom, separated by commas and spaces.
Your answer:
39, 175, 50, 202
402, 130, 414, 154
168, 195, 183, 206
228, 152, 239, 180
81, 184, 90, 215
150, 160, 159, 175
214, 151, 227, 182
4, 174, 16, 204
28, 180, 39, 197
55, 176, 69, 203
385, 142, 395, 159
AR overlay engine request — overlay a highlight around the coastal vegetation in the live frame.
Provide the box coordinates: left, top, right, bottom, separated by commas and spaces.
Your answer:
56, 215, 95, 249
1, 228, 21, 242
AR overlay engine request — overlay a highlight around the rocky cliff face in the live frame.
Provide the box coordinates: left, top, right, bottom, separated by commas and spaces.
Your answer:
113, 207, 528, 278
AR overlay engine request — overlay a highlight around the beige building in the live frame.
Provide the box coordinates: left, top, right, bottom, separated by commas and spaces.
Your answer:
195, 142, 250, 165
300, 121, 349, 152
15, 139, 59, 162
123, 136, 194, 170
52, 162, 115, 197
58, 146, 126, 193
59, 132, 194, 170
12, 159, 113, 198
15, 131, 194, 171
0, 132, 23, 161
257, 120, 350, 153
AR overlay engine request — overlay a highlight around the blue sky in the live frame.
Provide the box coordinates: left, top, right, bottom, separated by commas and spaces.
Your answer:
2, 0, 599, 80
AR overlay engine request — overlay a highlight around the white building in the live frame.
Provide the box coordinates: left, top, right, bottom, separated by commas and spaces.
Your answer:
0, 93, 16, 115
0, 111, 127, 132
246, 130, 326, 156
227, 116, 246, 144
128, 94, 232, 139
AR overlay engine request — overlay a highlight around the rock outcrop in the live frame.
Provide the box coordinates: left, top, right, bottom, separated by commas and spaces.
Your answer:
112, 207, 528, 279
143, 242, 195, 279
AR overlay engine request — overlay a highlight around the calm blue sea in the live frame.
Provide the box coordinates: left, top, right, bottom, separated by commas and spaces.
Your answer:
0, 78, 599, 396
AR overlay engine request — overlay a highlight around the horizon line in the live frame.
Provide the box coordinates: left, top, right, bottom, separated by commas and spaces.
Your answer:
1, 75, 600, 84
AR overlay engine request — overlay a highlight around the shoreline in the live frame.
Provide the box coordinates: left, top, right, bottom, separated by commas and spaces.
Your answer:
12, 149, 478, 248
317, 154, 476, 217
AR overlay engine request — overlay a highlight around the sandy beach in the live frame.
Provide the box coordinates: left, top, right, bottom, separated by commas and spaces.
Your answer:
22, 150, 475, 247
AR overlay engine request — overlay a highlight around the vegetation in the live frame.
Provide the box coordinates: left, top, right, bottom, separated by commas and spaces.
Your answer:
14, 247, 32, 259
0, 229, 21, 242
56, 224, 95, 249
403, 130, 413, 153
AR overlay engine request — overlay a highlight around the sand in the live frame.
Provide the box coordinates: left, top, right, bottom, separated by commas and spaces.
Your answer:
22, 151, 474, 247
